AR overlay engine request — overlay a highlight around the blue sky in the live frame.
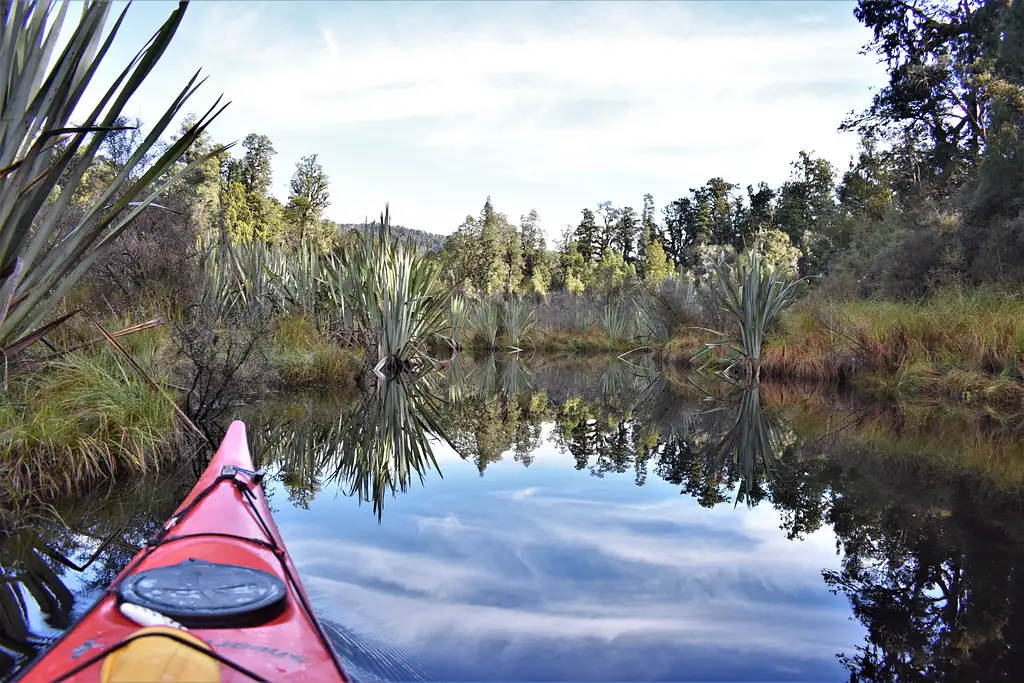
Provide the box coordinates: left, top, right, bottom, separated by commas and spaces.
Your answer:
86, 1, 887, 241
269, 429, 864, 682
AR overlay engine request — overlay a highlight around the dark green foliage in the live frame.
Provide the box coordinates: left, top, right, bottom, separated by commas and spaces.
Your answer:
829, 0, 1024, 293
284, 154, 331, 243
232, 133, 277, 196
613, 206, 639, 262
575, 208, 599, 262
334, 222, 445, 252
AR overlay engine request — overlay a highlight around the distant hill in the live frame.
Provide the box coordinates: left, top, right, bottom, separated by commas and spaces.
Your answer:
330, 221, 446, 253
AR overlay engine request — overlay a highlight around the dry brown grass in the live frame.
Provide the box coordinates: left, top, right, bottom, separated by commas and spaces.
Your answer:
749, 288, 1024, 407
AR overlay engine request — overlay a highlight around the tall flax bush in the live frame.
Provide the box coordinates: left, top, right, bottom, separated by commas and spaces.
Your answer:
502, 297, 534, 348
201, 236, 334, 322
600, 303, 633, 343
469, 300, 499, 350
0, 1, 229, 356
698, 245, 804, 380
335, 207, 452, 374
447, 295, 468, 349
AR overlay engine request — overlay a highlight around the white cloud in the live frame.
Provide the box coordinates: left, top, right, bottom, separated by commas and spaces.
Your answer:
82, 1, 888, 238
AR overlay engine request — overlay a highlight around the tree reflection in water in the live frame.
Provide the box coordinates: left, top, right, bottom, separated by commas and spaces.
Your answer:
0, 474, 190, 676
4, 355, 1024, 680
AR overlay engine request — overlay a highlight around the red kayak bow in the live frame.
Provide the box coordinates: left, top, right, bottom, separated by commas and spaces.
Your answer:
16, 421, 350, 683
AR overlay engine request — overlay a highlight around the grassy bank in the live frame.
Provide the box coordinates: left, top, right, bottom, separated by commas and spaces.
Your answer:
765, 289, 1024, 406
0, 347, 180, 514
662, 288, 1024, 408
0, 311, 362, 521
271, 315, 364, 388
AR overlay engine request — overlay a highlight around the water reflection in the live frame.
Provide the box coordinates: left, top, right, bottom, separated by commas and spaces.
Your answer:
247, 355, 1024, 680
0, 476, 189, 676
3, 355, 1024, 680
247, 371, 449, 519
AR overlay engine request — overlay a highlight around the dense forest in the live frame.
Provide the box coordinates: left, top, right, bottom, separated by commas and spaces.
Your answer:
440, 0, 1024, 300
113, 0, 1024, 307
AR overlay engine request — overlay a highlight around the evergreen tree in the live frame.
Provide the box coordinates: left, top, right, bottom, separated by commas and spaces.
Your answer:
641, 239, 673, 289
284, 153, 330, 243
238, 133, 276, 196
596, 201, 620, 258
641, 193, 657, 240
575, 208, 599, 262
613, 206, 639, 263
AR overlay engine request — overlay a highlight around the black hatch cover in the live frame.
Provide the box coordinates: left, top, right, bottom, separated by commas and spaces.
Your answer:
117, 558, 288, 629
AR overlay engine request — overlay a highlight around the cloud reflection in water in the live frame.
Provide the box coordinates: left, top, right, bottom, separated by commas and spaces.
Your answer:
274, 433, 863, 682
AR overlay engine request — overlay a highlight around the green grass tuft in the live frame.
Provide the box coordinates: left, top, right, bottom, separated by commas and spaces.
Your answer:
0, 349, 178, 501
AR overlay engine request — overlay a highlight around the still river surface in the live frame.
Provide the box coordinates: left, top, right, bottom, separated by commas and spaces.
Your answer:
3, 355, 1024, 681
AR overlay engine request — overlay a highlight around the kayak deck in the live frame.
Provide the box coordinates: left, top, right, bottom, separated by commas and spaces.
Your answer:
17, 421, 349, 683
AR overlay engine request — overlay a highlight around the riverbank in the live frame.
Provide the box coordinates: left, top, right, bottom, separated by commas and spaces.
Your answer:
0, 312, 363, 525
6, 287, 1024, 524
662, 288, 1024, 409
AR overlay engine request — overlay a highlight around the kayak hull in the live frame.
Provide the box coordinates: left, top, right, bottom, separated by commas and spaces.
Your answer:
17, 421, 349, 682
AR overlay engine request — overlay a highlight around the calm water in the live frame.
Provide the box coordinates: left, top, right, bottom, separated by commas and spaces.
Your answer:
4, 355, 1024, 681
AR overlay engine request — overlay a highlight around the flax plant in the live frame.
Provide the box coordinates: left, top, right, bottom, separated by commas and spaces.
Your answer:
600, 304, 633, 343
502, 297, 534, 349
0, 1, 230, 356
696, 244, 805, 381
446, 295, 467, 349
336, 207, 452, 375
633, 294, 670, 344
469, 300, 500, 351
199, 238, 278, 316
274, 238, 330, 323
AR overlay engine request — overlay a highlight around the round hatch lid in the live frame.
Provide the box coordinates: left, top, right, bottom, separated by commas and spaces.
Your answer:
117, 558, 288, 629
